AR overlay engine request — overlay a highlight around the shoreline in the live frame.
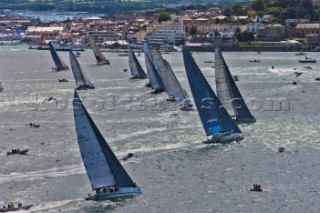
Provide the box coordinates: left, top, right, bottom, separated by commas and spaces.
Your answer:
0, 43, 316, 52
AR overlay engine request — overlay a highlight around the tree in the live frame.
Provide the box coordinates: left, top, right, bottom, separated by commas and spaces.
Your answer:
297, 8, 310, 19
232, 5, 246, 16
223, 7, 232, 17
190, 26, 197, 37
235, 29, 255, 42
250, 0, 266, 12
247, 10, 257, 17
299, 0, 313, 13
280, 7, 296, 20
158, 12, 171, 23
264, 7, 282, 17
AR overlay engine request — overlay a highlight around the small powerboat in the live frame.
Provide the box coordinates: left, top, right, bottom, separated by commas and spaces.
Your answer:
249, 59, 260, 62
250, 184, 262, 192
7, 149, 29, 156
58, 79, 69, 82
0, 203, 32, 212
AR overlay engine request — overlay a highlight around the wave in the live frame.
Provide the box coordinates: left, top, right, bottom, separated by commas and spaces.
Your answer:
108, 127, 167, 142
0, 165, 85, 184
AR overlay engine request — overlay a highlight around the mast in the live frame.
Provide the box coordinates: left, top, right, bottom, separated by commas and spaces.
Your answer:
143, 42, 165, 91
49, 41, 69, 70
182, 47, 241, 135
69, 51, 95, 90
88, 35, 110, 64
128, 46, 147, 78
215, 48, 255, 123
73, 91, 137, 189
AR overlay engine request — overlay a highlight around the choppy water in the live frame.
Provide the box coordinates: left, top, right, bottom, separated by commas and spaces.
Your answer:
0, 46, 319, 212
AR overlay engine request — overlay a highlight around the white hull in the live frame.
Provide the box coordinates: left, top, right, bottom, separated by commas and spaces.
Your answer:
208, 132, 244, 143
86, 187, 141, 201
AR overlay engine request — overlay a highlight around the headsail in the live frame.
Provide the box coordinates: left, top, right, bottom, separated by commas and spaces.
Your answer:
73, 91, 137, 189
69, 51, 95, 90
49, 42, 69, 71
143, 42, 165, 92
182, 47, 241, 136
128, 46, 147, 79
88, 35, 110, 65
215, 48, 255, 123
153, 49, 192, 109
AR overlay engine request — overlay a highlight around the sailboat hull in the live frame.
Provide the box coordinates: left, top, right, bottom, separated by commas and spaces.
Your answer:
52, 66, 69, 71
75, 85, 95, 90
235, 117, 256, 124
96, 61, 110, 65
86, 187, 142, 201
130, 75, 147, 80
208, 132, 244, 143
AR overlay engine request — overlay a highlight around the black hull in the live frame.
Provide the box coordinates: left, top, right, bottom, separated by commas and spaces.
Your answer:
130, 76, 148, 80
250, 189, 263, 192
150, 89, 164, 94
53, 67, 69, 71
58, 79, 69, 82
75, 85, 95, 90
7, 149, 29, 155
299, 60, 316, 63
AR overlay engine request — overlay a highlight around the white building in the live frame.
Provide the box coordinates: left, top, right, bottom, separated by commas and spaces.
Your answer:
146, 29, 185, 47
88, 31, 123, 43
247, 23, 265, 33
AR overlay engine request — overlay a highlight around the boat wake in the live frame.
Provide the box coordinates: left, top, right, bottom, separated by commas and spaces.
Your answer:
0, 165, 85, 184
28, 199, 88, 213
108, 127, 167, 142
269, 67, 297, 74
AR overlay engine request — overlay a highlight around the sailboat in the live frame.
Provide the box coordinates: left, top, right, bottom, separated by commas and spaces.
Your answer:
128, 46, 147, 79
153, 49, 193, 110
215, 48, 256, 123
88, 35, 110, 65
69, 51, 95, 90
49, 41, 69, 71
143, 42, 165, 94
182, 47, 244, 143
73, 91, 141, 200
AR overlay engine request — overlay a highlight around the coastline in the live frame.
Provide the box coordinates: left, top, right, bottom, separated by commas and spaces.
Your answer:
1, 43, 315, 52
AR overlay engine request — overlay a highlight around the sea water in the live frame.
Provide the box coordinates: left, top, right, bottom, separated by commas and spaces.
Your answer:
0, 46, 319, 212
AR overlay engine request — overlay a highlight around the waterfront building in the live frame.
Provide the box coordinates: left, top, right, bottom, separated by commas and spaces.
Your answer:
295, 23, 320, 38
88, 31, 124, 44
256, 24, 286, 40
146, 29, 185, 47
